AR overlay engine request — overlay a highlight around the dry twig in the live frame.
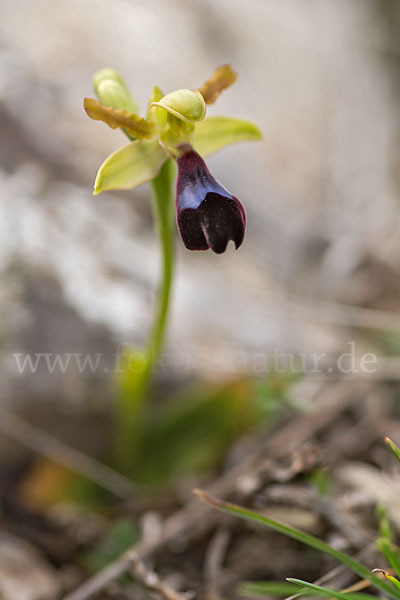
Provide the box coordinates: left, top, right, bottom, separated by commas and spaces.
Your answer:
0, 407, 136, 499
203, 528, 230, 600
63, 380, 361, 600
128, 551, 192, 600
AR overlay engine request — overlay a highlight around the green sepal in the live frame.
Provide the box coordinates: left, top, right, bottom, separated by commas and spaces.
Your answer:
193, 116, 262, 157
150, 89, 206, 122
93, 68, 139, 113
94, 140, 167, 194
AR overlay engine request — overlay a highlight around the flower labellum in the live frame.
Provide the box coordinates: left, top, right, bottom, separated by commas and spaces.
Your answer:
175, 145, 246, 254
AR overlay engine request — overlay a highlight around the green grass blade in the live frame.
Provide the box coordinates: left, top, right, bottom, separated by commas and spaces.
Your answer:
377, 538, 400, 578
287, 579, 379, 600
385, 575, 400, 592
385, 438, 400, 463
239, 581, 305, 597
377, 504, 395, 542
194, 490, 400, 600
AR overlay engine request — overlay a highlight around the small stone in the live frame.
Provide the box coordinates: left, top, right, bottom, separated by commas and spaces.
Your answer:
0, 533, 61, 600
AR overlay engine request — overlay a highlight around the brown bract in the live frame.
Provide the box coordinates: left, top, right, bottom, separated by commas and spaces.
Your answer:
198, 64, 237, 105
83, 98, 156, 139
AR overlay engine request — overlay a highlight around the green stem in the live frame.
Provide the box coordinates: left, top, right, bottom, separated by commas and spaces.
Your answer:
147, 158, 176, 365
115, 158, 175, 475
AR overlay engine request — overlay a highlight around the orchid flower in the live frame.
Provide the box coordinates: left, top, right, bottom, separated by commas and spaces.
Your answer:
84, 65, 261, 253
84, 66, 261, 471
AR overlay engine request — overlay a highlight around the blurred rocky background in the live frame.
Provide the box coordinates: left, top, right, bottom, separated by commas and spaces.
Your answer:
3, 2, 400, 599
0, 0, 400, 404
0, 0, 400, 453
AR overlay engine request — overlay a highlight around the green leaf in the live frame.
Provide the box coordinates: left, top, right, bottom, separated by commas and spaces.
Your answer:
94, 140, 167, 194
192, 116, 262, 157
194, 491, 400, 600
287, 579, 379, 600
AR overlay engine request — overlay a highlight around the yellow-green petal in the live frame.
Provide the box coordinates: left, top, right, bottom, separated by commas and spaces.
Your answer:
93, 68, 139, 113
94, 140, 167, 194
192, 116, 262, 157
150, 89, 206, 122
147, 85, 167, 125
